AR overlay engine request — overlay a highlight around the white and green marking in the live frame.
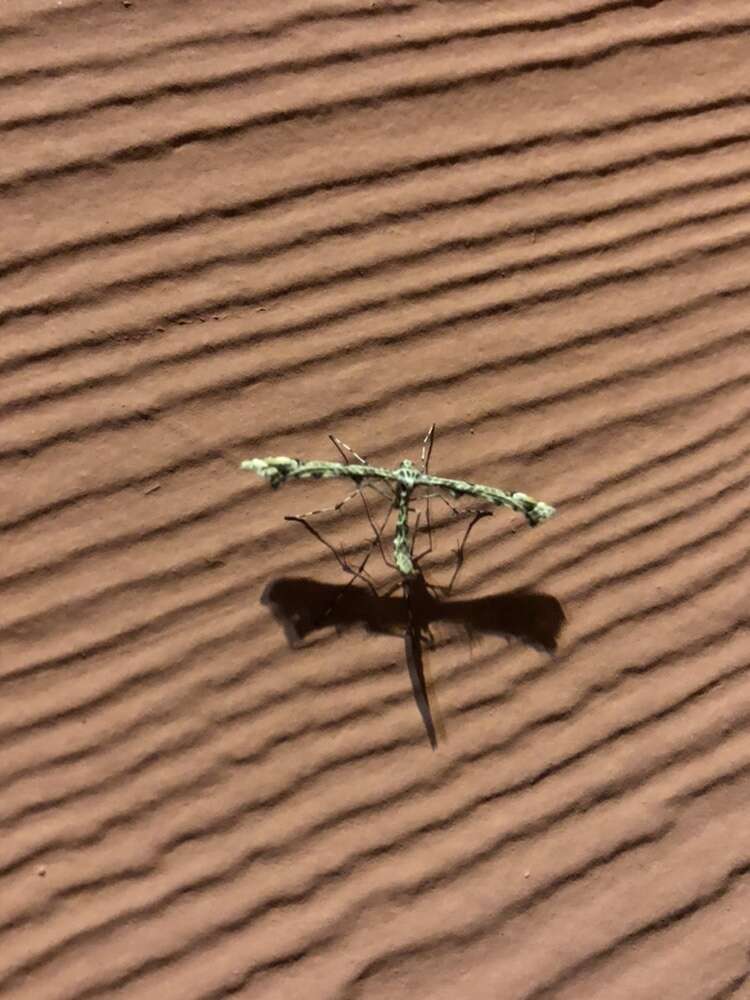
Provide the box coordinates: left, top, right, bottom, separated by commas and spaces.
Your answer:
242, 452, 555, 578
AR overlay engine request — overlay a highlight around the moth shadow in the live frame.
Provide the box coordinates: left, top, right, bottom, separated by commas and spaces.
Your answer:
261, 575, 566, 749
262, 575, 565, 651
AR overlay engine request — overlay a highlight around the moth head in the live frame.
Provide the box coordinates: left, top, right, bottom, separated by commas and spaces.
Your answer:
396, 458, 419, 489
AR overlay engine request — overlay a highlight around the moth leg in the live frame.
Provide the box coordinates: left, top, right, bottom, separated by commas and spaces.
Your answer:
327, 489, 401, 636
290, 473, 401, 608
422, 491, 490, 521
416, 424, 436, 561
293, 486, 362, 520
287, 484, 391, 593
422, 624, 437, 649
420, 423, 436, 473
284, 514, 381, 596
414, 491, 474, 570
426, 490, 463, 517
330, 434, 395, 503
358, 484, 400, 573
284, 502, 393, 635
329, 433, 368, 466
411, 508, 433, 565
441, 509, 493, 596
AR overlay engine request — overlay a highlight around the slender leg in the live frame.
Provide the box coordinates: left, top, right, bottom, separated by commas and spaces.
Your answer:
413, 487, 490, 593
413, 491, 475, 566
330, 433, 368, 465
330, 434, 393, 503
421, 492, 492, 521
412, 489, 457, 569
412, 504, 434, 563
305, 487, 402, 631
286, 466, 399, 599
420, 424, 436, 473
442, 509, 493, 596
415, 424, 436, 562
422, 490, 463, 517
290, 482, 394, 589
336, 494, 395, 594
284, 515, 381, 595
294, 486, 362, 520
412, 509, 423, 548
359, 486, 398, 571
378, 576, 406, 599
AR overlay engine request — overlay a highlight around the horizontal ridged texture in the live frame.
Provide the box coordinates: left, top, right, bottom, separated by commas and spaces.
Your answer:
1, 1, 749, 997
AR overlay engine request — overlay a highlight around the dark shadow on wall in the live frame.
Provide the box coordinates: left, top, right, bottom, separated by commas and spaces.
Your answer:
262, 574, 566, 750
